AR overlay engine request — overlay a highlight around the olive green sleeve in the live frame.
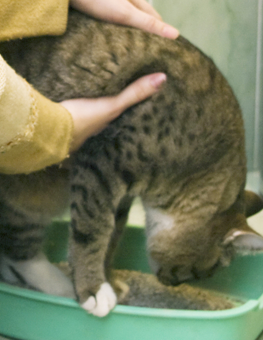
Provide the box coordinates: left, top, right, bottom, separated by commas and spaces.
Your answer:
0, 56, 74, 174
0, 0, 69, 41
0, 0, 75, 174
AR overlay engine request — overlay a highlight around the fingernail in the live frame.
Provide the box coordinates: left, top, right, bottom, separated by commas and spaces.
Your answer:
150, 73, 167, 89
162, 25, 180, 39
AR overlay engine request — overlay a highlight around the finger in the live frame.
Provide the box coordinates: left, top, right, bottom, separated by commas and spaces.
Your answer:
111, 73, 167, 117
128, 0, 163, 20
124, 7, 179, 39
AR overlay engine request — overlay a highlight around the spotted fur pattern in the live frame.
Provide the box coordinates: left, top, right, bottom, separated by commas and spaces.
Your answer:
0, 9, 260, 316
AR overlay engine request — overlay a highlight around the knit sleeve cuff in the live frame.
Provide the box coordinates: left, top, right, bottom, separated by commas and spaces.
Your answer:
0, 56, 33, 148
0, 57, 74, 174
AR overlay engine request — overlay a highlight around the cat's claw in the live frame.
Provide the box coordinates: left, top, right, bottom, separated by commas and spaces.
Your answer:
82, 282, 117, 317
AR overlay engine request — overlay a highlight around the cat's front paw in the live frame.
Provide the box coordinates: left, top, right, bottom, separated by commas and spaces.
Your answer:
82, 282, 117, 317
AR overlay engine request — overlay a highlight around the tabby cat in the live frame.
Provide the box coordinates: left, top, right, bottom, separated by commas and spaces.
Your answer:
0, 9, 263, 317
56, 262, 235, 311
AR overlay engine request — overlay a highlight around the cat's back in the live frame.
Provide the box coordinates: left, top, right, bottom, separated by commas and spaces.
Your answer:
70, 14, 245, 177
0, 9, 245, 177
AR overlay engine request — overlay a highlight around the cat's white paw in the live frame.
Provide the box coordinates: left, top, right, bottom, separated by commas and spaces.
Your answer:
82, 282, 117, 317
0, 253, 76, 299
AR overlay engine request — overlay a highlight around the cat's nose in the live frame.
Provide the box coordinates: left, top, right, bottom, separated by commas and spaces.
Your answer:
170, 265, 194, 284
191, 261, 220, 280
157, 268, 179, 286
157, 266, 194, 286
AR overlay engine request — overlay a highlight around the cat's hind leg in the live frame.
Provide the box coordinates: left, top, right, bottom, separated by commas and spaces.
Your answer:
0, 252, 75, 298
0, 201, 75, 298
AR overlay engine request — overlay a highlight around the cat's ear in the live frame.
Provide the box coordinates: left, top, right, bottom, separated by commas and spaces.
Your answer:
245, 190, 263, 217
223, 228, 263, 254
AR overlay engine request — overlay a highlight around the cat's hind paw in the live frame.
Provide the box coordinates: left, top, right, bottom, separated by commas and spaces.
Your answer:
82, 282, 117, 317
0, 253, 76, 299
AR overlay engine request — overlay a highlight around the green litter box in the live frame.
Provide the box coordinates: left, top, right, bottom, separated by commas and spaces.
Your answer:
1, 222, 263, 340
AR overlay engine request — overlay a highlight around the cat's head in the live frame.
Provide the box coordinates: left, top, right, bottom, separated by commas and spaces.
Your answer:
148, 190, 263, 286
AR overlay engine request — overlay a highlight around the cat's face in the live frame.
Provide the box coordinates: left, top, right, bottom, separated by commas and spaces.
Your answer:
148, 190, 263, 286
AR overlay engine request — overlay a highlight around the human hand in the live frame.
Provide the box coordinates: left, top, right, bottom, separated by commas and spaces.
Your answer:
70, 0, 179, 39
61, 73, 166, 152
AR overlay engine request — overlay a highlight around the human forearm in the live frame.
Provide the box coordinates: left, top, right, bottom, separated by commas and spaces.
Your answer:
0, 57, 73, 174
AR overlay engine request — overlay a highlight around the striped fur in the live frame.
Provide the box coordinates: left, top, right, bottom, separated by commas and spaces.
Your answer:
0, 9, 262, 315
